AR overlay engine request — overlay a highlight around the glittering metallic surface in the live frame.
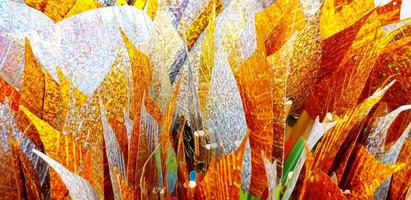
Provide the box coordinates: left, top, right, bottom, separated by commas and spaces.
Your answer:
121, 29, 153, 190
8, 6, 155, 95
342, 144, 404, 198
33, 149, 100, 200
262, 151, 277, 200
367, 105, 411, 157
374, 122, 410, 200
388, 140, 411, 200
100, 101, 127, 200
300, 168, 347, 199
1, 0, 411, 199
195, 134, 248, 199
21, 105, 84, 199
0, 101, 50, 199
232, 48, 287, 195
313, 81, 394, 174
306, 117, 337, 150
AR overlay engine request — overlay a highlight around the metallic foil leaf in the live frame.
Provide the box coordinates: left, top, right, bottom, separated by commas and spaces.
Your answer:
20, 105, 84, 199
206, 49, 250, 189
145, 0, 159, 19
342, 144, 404, 198
21, 39, 44, 119
100, 98, 127, 200
64, 0, 101, 19
285, 5, 322, 112
198, 3, 216, 117
0, 35, 24, 89
233, 49, 285, 195
0, 105, 21, 199
374, 122, 410, 200
283, 118, 335, 200
306, 116, 337, 150
43, 71, 62, 131
300, 168, 347, 200
121, 29, 153, 188
367, 105, 411, 157
313, 80, 394, 173
33, 149, 100, 200
262, 151, 276, 200
134, 99, 161, 197
1, 100, 50, 199
24, 0, 48, 13
388, 140, 411, 200
43, 0, 77, 22
320, 0, 374, 39
0, 77, 21, 111
10, 137, 44, 200
27, 6, 154, 95
147, 8, 179, 111
181, 0, 222, 50
255, 0, 306, 55
159, 80, 181, 197
195, 133, 248, 199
